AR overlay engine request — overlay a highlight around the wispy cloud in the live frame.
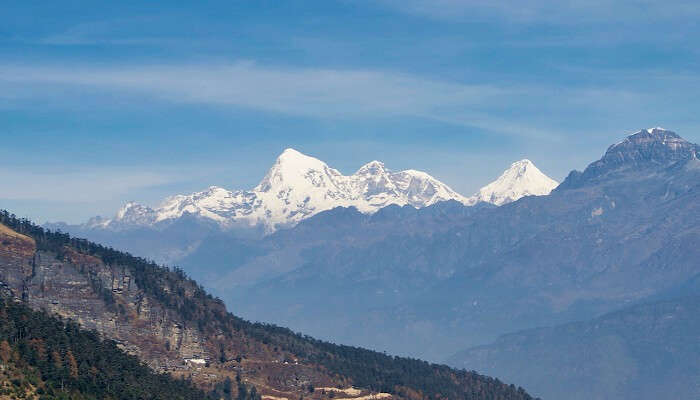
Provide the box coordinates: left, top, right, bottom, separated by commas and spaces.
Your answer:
35, 16, 186, 46
0, 167, 178, 203
0, 62, 507, 118
378, 0, 700, 24
3, 61, 693, 142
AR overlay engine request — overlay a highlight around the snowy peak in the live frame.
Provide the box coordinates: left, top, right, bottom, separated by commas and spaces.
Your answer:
356, 160, 387, 176
155, 186, 238, 225
115, 202, 157, 225
391, 169, 473, 207
255, 148, 342, 193
272, 148, 331, 174
472, 159, 558, 206
506, 159, 536, 175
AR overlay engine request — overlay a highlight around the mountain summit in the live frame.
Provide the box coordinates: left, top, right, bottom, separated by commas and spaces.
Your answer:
600, 127, 698, 166
471, 159, 559, 205
559, 127, 699, 189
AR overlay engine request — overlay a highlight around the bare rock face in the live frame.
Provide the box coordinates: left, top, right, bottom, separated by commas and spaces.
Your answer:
0, 236, 208, 371
600, 127, 698, 166
559, 127, 700, 189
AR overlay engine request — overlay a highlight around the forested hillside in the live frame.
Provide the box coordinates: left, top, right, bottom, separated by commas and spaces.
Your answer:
0, 297, 210, 400
0, 210, 534, 400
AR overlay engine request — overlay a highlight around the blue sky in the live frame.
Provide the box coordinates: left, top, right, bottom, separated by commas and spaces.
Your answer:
1, 0, 699, 223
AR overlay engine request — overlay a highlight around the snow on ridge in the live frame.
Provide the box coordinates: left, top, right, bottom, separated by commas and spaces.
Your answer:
644, 126, 666, 134
93, 150, 558, 233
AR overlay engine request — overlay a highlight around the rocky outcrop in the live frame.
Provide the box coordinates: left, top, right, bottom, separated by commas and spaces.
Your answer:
0, 231, 208, 371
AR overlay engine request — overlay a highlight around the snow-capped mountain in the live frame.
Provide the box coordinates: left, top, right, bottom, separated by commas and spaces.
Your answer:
98, 148, 472, 232
87, 149, 558, 232
470, 159, 559, 206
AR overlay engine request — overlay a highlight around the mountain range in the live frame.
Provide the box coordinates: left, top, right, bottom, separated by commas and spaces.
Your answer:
73, 150, 558, 234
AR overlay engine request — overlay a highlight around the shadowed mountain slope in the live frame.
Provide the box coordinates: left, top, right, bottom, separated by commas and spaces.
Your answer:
447, 295, 700, 400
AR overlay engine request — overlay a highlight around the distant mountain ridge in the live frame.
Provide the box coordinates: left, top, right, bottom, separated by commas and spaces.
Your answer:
447, 295, 700, 400
72, 149, 557, 233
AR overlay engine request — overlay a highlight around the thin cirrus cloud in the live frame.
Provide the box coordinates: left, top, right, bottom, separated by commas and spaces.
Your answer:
0, 62, 506, 117
0, 61, 684, 141
36, 17, 203, 47
378, 0, 700, 23
0, 168, 177, 203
